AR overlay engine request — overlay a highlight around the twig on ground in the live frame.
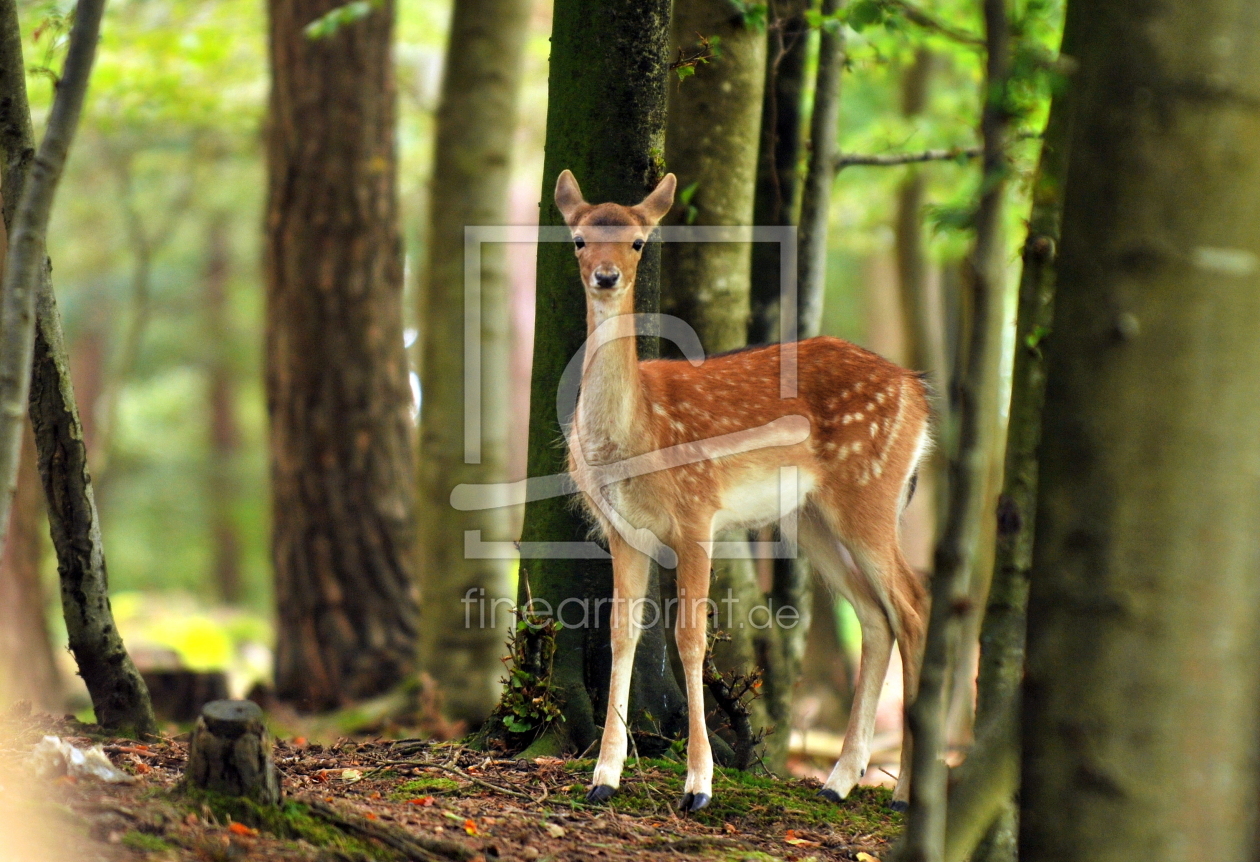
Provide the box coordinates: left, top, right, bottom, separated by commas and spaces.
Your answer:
303, 797, 478, 862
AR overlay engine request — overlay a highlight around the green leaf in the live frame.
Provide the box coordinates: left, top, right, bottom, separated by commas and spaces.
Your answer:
675, 64, 696, 83
678, 181, 700, 207
304, 0, 377, 40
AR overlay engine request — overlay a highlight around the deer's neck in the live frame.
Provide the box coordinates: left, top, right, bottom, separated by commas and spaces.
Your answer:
578, 295, 647, 462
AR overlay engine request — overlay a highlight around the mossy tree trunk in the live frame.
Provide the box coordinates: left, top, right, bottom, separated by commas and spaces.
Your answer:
266, 0, 419, 710
899, 0, 1011, 858
660, 0, 783, 768
417, 0, 531, 727
942, 11, 1082, 861
0, 0, 155, 736
1020, 1, 1260, 858
506, 0, 688, 757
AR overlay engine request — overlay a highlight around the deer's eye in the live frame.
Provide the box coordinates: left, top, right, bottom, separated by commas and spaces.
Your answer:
632, 238, 645, 252
574, 236, 586, 250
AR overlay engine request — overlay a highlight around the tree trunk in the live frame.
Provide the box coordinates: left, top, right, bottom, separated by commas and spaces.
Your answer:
1020, 2, 1260, 859
958, 13, 1081, 862
505, 0, 687, 758
748, 1, 808, 346
416, 0, 530, 727
266, 0, 419, 711
0, 0, 156, 736
660, 0, 780, 767
795, 0, 845, 341
661, 0, 765, 348
0, 421, 59, 709
203, 215, 243, 605
899, 0, 1010, 858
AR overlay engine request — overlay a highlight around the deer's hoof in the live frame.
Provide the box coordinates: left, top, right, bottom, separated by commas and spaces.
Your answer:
817, 788, 842, 804
586, 784, 616, 804
678, 792, 711, 813
890, 800, 909, 812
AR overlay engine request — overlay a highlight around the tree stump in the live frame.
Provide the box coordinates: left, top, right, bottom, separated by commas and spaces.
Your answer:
184, 700, 280, 805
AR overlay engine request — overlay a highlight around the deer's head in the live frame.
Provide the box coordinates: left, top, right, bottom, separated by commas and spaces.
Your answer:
555, 170, 676, 302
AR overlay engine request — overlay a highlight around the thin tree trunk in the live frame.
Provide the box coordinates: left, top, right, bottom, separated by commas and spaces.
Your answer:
0, 0, 156, 736
897, 0, 1010, 859
795, 0, 844, 341
955, 12, 1081, 862
266, 0, 419, 710
0, 421, 59, 709
203, 215, 242, 605
417, 0, 530, 726
748, 0, 808, 346
503, 0, 687, 758
1020, 1, 1260, 858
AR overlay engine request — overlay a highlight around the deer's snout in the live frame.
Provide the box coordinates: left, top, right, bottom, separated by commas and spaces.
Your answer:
592, 266, 621, 289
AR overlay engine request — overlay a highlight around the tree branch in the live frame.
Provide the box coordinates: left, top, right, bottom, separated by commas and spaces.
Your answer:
835, 146, 981, 171
885, 0, 984, 48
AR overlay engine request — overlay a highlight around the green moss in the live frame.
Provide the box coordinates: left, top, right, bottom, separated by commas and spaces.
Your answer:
121, 831, 175, 853
388, 776, 462, 799
176, 789, 397, 859
558, 758, 902, 841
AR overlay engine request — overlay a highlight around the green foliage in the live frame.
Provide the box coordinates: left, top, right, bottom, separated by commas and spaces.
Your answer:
678, 180, 700, 225
728, 0, 768, 31
303, 0, 380, 40
486, 595, 565, 744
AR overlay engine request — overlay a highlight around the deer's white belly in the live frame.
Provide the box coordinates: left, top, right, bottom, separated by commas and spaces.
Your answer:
712, 468, 816, 532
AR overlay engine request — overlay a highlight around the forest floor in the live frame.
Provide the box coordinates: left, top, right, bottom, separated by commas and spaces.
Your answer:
0, 709, 902, 862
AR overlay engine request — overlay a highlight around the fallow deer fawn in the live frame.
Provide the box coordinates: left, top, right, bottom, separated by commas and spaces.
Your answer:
556, 170, 929, 812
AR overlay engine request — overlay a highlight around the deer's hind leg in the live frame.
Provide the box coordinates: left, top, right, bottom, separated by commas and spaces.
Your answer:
801, 497, 926, 809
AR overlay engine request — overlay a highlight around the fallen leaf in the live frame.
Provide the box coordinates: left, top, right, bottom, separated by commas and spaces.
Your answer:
340, 768, 363, 782
228, 822, 258, 837
313, 769, 330, 783
544, 823, 566, 839
293, 737, 307, 747
408, 796, 436, 807
365, 812, 378, 821
784, 829, 821, 847
464, 819, 478, 836
723, 822, 738, 834
856, 854, 880, 862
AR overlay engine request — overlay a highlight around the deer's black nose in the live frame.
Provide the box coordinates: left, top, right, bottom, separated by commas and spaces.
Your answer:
594, 270, 620, 289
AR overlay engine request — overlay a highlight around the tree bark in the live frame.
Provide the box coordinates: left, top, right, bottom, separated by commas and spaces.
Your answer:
659, 0, 781, 767
795, 0, 845, 341
748, 1, 808, 346
1020, 1, 1260, 858
266, 0, 419, 710
0, 421, 59, 709
203, 215, 243, 605
507, 0, 687, 757
959, 11, 1081, 861
416, 0, 530, 727
0, 0, 156, 737
661, 0, 765, 348
898, 0, 1010, 859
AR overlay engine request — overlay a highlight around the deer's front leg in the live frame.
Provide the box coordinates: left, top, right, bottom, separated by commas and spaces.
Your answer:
587, 539, 650, 802
674, 541, 714, 812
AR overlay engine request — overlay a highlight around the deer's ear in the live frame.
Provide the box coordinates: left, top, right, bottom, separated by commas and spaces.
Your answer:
634, 173, 676, 225
555, 170, 587, 224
